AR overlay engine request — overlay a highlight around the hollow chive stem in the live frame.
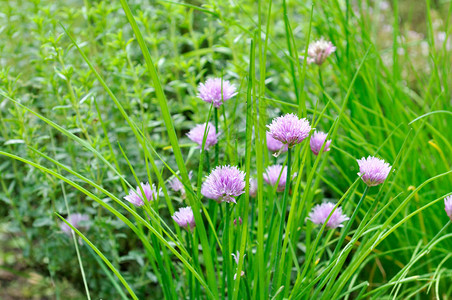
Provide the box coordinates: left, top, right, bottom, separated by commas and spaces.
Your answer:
331, 185, 370, 259
214, 107, 219, 167
271, 147, 292, 292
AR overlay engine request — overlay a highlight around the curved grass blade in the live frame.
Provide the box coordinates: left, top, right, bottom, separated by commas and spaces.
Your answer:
56, 213, 138, 300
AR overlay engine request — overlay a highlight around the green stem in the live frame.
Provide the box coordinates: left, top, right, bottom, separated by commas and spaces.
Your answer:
357, 221, 452, 300
282, 0, 300, 105
242, 277, 252, 300
332, 185, 370, 258
86, 247, 128, 300
190, 230, 201, 297
264, 188, 278, 260
226, 205, 233, 299
318, 67, 326, 104
205, 149, 211, 172
314, 185, 370, 299
214, 107, 219, 166
185, 232, 194, 300
271, 147, 292, 293
222, 205, 232, 299
386, 221, 450, 283
149, 224, 173, 299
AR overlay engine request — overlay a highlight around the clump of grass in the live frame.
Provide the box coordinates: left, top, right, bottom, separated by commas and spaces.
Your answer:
1, 0, 452, 299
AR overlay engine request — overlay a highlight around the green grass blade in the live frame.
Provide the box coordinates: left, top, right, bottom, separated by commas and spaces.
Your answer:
56, 213, 139, 300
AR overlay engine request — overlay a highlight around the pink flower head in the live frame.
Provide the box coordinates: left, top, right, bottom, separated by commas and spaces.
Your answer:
172, 207, 196, 229
445, 195, 452, 221
308, 202, 349, 229
232, 251, 246, 265
249, 178, 257, 198
60, 213, 90, 236
233, 217, 243, 226
305, 38, 336, 65
169, 171, 193, 196
124, 182, 159, 207
267, 113, 311, 148
357, 156, 392, 186
198, 78, 237, 107
263, 165, 288, 192
266, 132, 288, 153
187, 122, 219, 150
310, 131, 332, 155
232, 251, 246, 279
201, 165, 246, 204
169, 177, 184, 193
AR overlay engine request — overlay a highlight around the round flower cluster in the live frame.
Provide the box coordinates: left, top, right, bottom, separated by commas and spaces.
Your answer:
310, 131, 332, 155
198, 78, 237, 108
357, 156, 392, 186
187, 122, 219, 150
60, 213, 90, 236
267, 113, 311, 148
124, 182, 160, 207
201, 165, 246, 204
266, 132, 288, 153
303, 38, 336, 65
308, 202, 349, 229
172, 207, 196, 229
263, 165, 288, 192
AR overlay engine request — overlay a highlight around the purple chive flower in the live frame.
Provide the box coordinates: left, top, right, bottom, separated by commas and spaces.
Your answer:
232, 251, 246, 279
302, 38, 336, 65
266, 132, 288, 153
308, 202, 349, 229
169, 177, 184, 193
249, 178, 257, 198
310, 131, 332, 155
263, 165, 288, 192
233, 217, 243, 226
169, 171, 193, 198
124, 182, 159, 207
201, 165, 246, 204
267, 113, 312, 148
198, 78, 237, 107
232, 251, 246, 265
445, 195, 452, 221
172, 207, 196, 229
60, 213, 90, 236
187, 122, 219, 150
357, 156, 392, 186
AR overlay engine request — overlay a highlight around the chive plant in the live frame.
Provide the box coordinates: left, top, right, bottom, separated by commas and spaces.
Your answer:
1, 0, 452, 299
